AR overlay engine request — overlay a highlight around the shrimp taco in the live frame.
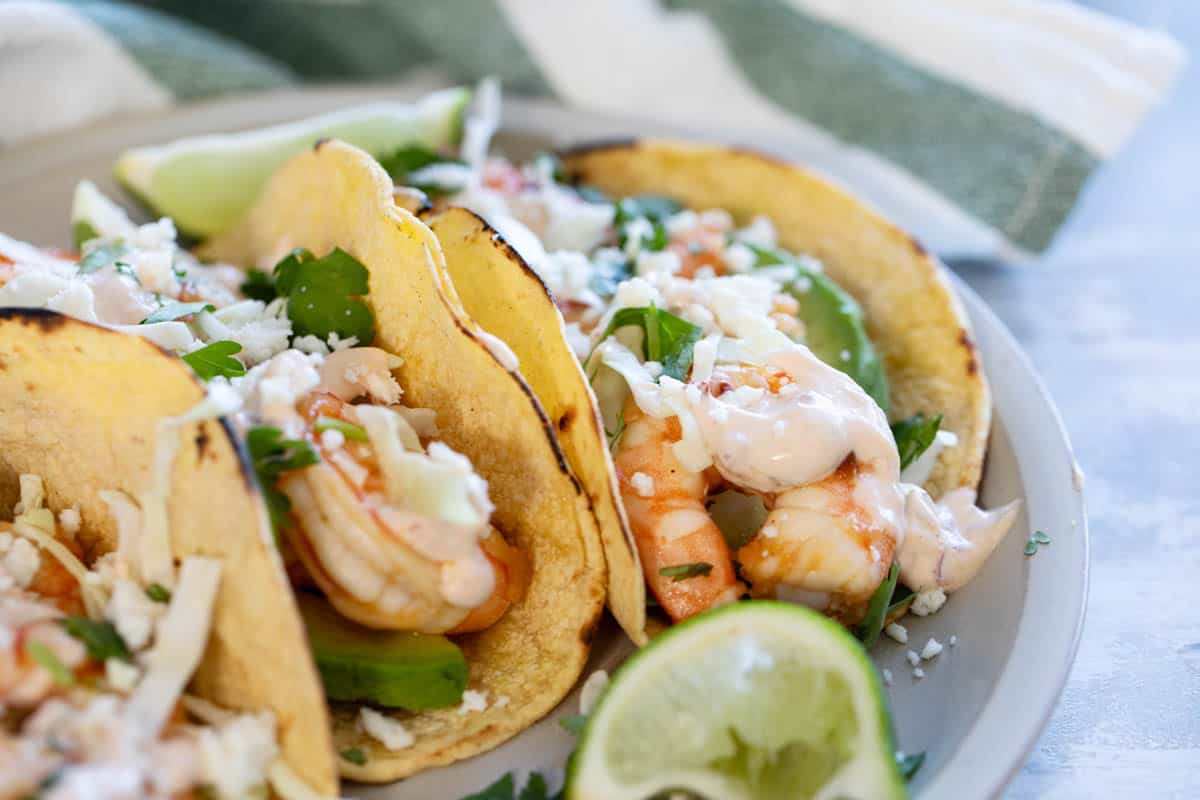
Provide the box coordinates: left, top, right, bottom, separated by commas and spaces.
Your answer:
0, 139, 606, 781
417, 132, 1021, 644
0, 310, 337, 798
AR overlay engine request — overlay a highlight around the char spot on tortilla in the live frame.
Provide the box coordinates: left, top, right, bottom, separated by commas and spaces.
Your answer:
958, 329, 979, 376
557, 408, 575, 432
313, 137, 331, 152
195, 426, 211, 460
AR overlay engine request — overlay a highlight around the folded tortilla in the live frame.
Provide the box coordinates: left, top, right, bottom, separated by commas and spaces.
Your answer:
202, 140, 607, 781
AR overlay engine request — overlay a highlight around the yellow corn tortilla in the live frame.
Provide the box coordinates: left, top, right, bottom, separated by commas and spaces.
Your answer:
560, 139, 990, 499
203, 140, 607, 781
423, 206, 647, 646
0, 309, 338, 796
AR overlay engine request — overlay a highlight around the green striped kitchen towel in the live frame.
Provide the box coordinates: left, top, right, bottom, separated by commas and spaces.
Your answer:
0, 0, 1185, 259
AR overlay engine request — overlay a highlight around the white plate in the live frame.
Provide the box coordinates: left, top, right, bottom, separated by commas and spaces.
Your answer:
0, 85, 1087, 800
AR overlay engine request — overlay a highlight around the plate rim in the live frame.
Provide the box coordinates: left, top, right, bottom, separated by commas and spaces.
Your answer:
0, 84, 1089, 799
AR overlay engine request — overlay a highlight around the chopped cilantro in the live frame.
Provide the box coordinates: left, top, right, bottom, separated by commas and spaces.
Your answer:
182, 340, 246, 381
619, 217, 669, 253
240, 269, 277, 302
246, 426, 320, 533
25, 640, 74, 687
891, 413, 942, 471
613, 195, 683, 226
659, 562, 714, 581
314, 416, 369, 442
60, 617, 131, 662
897, 750, 926, 781
72, 220, 99, 250
272, 248, 375, 345
1025, 531, 1052, 556
141, 301, 215, 324
593, 305, 702, 382
339, 747, 367, 766
77, 242, 128, 275
145, 583, 171, 603
378, 145, 465, 196
559, 713, 587, 736
458, 772, 561, 800
854, 561, 899, 648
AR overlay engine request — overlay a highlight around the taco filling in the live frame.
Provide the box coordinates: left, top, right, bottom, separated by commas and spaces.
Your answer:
0, 185, 527, 691
0, 472, 301, 800
409, 105, 1020, 637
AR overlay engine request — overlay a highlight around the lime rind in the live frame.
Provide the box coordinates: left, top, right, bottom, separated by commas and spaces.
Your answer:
113, 87, 469, 239
567, 601, 906, 800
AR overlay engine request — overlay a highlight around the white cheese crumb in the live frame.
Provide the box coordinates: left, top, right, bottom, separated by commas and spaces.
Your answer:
320, 428, 345, 451
921, 638, 944, 660
910, 588, 948, 617
458, 689, 489, 715
882, 668, 894, 687
359, 707, 414, 751
58, 507, 81, 535
949, 635, 958, 647
912, 667, 926, 679
494, 695, 511, 709
630, 472, 655, 498
106, 576, 162, 650
105, 657, 142, 692
579, 670, 610, 716
885, 623, 908, 644
906, 650, 920, 667
2, 536, 41, 588
760, 525, 778, 539
839, 349, 851, 361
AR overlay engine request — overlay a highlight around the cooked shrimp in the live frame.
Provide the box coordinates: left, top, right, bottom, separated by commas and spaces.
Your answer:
736, 456, 897, 625
280, 393, 527, 634
612, 399, 742, 622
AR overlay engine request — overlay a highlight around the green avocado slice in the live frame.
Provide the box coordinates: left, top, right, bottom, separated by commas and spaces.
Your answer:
298, 592, 468, 710
749, 244, 889, 412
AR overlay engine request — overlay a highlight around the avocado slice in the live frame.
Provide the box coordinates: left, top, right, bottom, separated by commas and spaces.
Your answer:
750, 244, 890, 412
298, 593, 468, 710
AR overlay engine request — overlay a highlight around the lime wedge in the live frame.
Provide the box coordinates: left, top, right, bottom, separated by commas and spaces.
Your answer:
567, 602, 906, 800
114, 87, 469, 239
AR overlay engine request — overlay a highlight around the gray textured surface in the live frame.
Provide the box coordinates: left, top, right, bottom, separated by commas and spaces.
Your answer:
956, 2, 1200, 797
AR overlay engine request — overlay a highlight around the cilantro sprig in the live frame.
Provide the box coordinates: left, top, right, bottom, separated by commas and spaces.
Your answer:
1024, 530, 1053, 556
314, 416, 368, 442
891, 413, 942, 471
593, 305, 702, 382
246, 426, 320, 533
339, 747, 367, 766
272, 248, 375, 345
240, 269, 277, 302
182, 340, 246, 381
60, 617, 131, 662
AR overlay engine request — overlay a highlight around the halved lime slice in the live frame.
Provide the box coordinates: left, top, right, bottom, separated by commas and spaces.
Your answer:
567, 602, 906, 800
114, 87, 469, 239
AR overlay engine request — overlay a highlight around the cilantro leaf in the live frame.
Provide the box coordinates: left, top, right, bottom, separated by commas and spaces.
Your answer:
272, 248, 375, 345
77, 242, 128, 275
613, 195, 683, 226
72, 221, 100, 250
458, 772, 560, 800
1034, 530, 1052, 544
246, 426, 320, 533
853, 560, 899, 648
891, 413, 942, 470
26, 640, 74, 686
559, 713, 587, 736
594, 305, 702, 382
60, 617, 131, 662
141, 301, 215, 324
659, 562, 714, 581
378, 144, 460, 177
314, 416, 368, 442
339, 747, 367, 766
1025, 531, 1052, 556
241, 269, 277, 302
145, 583, 171, 603
182, 340, 246, 381
897, 750, 926, 781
